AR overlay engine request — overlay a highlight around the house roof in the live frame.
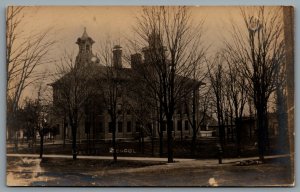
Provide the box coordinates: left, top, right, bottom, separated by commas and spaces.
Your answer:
51, 65, 204, 96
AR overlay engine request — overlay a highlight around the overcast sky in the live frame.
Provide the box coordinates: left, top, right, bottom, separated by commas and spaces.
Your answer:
19, 6, 243, 54
12, 6, 281, 101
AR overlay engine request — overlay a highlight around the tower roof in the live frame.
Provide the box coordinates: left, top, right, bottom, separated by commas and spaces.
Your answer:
81, 27, 89, 40
77, 27, 94, 44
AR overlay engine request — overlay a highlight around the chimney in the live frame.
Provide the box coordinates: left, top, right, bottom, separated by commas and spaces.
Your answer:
131, 53, 142, 70
113, 45, 122, 68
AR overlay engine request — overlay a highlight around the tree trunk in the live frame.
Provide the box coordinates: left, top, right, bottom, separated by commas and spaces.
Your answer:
191, 89, 197, 156
63, 118, 66, 148
180, 128, 183, 142
277, 91, 288, 153
138, 131, 142, 152
217, 115, 225, 151
151, 136, 154, 156
12, 113, 19, 152
159, 106, 164, 157
191, 114, 197, 156
257, 115, 265, 162
39, 129, 44, 159
14, 131, 19, 152
71, 113, 78, 160
231, 117, 235, 142
256, 99, 268, 162
216, 93, 225, 151
7, 116, 15, 143
166, 117, 174, 163
141, 129, 144, 154
236, 118, 241, 157
159, 130, 163, 157
191, 132, 196, 156
112, 119, 117, 162
86, 133, 89, 154
71, 124, 77, 160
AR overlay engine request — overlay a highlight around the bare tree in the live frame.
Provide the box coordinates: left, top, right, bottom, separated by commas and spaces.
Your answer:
127, 79, 157, 155
223, 52, 248, 156
273, 42, 288, 154
185, 55, 208, 156
51, 51, 95, 160
21, 81, 49, 159
183, 83, 211, 156
6, 6, 55, 147
21, 99, 40, 151
36, 76, 48, 159
224, 7, 285, 161
128, 52, 166, 157
207, 56, 226, 150
96, 40, 128, 162
131, 6, 206, 163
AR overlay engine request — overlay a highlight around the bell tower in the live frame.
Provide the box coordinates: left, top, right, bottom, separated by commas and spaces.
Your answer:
75, 27, 97, 67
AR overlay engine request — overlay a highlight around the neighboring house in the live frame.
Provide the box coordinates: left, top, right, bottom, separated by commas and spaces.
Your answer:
51, 29, 202, 142
243, 113, 280, 138
198, 113, 218, 137
267, 112, 280, 137
237, 113, 280, 143
201, 112, 280, 142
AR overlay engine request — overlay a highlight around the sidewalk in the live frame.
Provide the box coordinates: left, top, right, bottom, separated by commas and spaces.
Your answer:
7, 153, 290, 164
6, 140, 65, 148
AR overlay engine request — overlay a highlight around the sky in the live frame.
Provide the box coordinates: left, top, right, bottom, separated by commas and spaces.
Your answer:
9, 6, 282, 101
18, 6, 243, 54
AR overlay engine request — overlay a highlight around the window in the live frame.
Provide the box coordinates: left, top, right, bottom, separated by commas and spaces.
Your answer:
99, 122, 103, 133
54, 124, 60, 135
177, 120, 182, 131
118, 121, 123, 133
136, 122, 141, 133
184, 120, 189, 131
117, 87, 122, 97
147, 123, 152, 131
127, 121, 132, 132
177, 107, 182, 114
108, 122, 112, 133
162, 121, 166, 132
85, 119, 91, 134
184, 105, 189, 114
117, 103, 122, 114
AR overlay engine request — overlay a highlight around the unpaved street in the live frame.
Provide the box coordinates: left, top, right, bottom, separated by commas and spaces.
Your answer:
6, 154, 293, 186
